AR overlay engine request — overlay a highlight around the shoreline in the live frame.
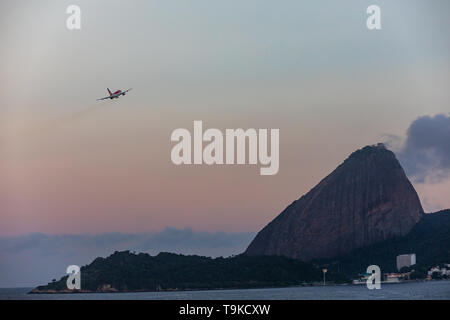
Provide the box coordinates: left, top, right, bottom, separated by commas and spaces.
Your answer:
27, 278, 445, 294
28, 282, 342, 294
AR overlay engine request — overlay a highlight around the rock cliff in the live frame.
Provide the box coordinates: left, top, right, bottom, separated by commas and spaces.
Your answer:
245, 144, 424, 261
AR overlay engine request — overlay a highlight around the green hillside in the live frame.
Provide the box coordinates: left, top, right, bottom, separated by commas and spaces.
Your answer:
316, 210, 450, 277
32, 252, 348, 293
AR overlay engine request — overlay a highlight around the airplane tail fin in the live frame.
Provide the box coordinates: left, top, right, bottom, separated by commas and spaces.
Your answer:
107, 88, 112, 96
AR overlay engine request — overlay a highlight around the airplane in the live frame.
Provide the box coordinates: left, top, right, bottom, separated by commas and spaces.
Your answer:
97, 88, 132, 101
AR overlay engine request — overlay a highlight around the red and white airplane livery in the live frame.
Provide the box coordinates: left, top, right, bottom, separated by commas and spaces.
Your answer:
97, 88, 132, 101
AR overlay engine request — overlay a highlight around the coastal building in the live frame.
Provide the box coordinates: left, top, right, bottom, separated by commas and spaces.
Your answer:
353, 272, 405, 284
396, 253, 416, 271
428, 266, 450, 277
384, 273, 401, 283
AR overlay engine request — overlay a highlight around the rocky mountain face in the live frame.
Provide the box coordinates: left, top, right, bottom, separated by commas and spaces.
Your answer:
245, 144, 424, 261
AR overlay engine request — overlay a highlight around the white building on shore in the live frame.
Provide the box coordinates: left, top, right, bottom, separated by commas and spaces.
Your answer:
396, 254, 416, 271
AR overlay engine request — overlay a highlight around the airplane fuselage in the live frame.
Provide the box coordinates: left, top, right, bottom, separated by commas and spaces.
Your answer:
97, 88, 132, 101
110, 90, 126, 99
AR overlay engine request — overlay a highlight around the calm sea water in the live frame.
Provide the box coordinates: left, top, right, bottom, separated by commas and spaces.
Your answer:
1, 281, 449, 300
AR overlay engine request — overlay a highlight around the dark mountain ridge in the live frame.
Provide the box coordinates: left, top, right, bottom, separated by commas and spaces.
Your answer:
31, 210, 450, 293
30, 252, 348, 293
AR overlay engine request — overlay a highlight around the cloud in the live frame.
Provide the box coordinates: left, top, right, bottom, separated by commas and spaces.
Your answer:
395, 114, 450, 183
0, 228, 255, 288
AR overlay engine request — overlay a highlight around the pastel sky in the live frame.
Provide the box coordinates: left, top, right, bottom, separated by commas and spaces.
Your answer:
1, 0, 450, 237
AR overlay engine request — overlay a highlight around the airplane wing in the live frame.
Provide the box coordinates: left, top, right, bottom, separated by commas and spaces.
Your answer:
123, 88, 132, 93
97, 96, 110, 101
